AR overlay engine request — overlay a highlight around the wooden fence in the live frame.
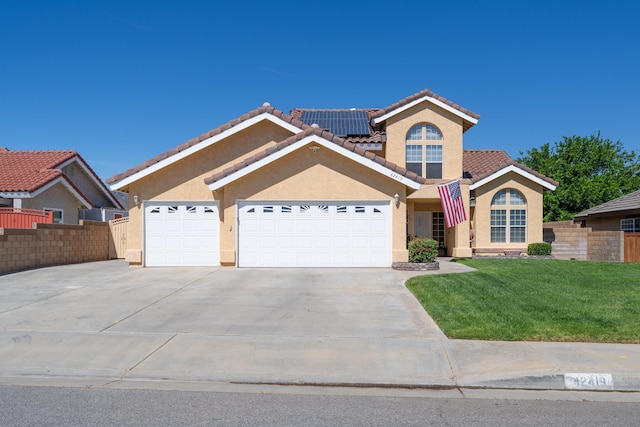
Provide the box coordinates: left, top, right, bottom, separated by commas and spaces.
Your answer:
624, 233, 640, 263
108, 217, 129, 259
0, 208, 53, 228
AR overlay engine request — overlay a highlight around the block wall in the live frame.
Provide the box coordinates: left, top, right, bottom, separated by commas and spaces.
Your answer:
0, 220, 109, 275
545, 226, 624, 262
588, 231, 624, 262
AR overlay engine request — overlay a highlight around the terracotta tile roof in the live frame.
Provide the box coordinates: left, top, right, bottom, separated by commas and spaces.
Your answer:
203, 126, 427, 186
463, 150, 558, 187
0, 149, 78, 192
107, 104, 309, 185
0, 149, 122, 209
370, 88, 481, 129
574, 189, 640, 218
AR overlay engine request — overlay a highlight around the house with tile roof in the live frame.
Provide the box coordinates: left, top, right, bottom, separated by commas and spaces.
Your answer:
574, 189, 640, 232
107, 88, 557, 267
0, 148, 124, 224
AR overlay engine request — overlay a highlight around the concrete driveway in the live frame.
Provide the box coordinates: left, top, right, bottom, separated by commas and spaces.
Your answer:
0, 261, 461, 387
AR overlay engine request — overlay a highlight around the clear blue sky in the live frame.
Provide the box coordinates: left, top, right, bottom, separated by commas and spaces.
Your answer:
2, 1, 638, 182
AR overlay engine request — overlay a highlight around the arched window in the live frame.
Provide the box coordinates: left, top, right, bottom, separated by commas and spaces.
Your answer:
405, 123, 443, 178
490, 189, 527, 243
425, 124, 443, 140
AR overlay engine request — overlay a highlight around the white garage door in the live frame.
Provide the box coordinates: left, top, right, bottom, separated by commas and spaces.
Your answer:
144, 202, 220, 267
238, 201, 391, 267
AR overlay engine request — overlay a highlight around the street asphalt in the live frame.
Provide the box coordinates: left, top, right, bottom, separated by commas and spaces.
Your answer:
0, 260, 638, 395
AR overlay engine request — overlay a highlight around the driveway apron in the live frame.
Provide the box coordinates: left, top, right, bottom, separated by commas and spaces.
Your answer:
0, 261, 454, 387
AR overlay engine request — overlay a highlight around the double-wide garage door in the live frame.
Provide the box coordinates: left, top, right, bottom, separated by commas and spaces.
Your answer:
238, 201, 391, 267
144, 200, 391, 267
144, 202, 220, 267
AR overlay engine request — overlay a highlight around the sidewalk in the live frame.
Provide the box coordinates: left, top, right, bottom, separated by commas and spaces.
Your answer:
0, 260, 638, 394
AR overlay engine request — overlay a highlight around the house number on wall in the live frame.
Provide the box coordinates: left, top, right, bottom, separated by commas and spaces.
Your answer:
389, 172, 403, 181
564, 373, 613, 390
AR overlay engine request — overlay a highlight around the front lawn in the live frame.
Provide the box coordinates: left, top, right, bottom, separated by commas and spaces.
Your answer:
406, 258, 640, 343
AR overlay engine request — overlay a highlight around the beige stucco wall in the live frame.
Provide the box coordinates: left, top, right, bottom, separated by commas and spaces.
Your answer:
472, 172, 545, 251
122, 120, 296, 262
22, 182, 83, 224
406, 182, 473, 258
120, 123, 409, 265
218, 142, 407, 265
384, 101, 464, 180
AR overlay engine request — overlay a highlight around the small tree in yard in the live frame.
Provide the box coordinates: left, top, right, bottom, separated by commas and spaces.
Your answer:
408, 237, 439, 263
518, 132, 640, 221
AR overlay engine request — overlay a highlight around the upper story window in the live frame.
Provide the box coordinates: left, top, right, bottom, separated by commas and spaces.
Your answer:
490, 189, 527, 243
405, 123, 443, 178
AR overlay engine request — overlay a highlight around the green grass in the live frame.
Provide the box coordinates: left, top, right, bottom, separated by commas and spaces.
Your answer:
406, 258, 640, 343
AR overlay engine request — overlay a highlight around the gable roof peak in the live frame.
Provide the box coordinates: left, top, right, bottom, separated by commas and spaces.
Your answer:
107, 105, 310, 187
204, 127, 426, 189
463, 149, 558, 190
370, 88, 480, 132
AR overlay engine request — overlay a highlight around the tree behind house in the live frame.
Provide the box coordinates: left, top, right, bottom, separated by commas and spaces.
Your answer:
518, 132, 640, 221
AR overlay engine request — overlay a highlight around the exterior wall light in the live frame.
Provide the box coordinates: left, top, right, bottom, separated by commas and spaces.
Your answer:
133, 194, 139, 206
394, 193, 400, 207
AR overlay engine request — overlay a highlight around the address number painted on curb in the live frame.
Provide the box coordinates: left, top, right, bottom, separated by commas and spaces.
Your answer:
564, 373, 613, 390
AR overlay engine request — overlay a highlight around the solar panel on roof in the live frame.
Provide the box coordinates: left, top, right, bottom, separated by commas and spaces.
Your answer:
299, 110, 371, 137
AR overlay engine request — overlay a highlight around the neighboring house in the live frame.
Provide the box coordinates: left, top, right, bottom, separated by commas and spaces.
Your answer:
573, 189, 640, 232
79, 191, 129, 221
107, 88, 557, 268
0, 148, 124, 224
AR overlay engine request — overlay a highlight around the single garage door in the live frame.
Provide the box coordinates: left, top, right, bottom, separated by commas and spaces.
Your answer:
144, 202, 220, 267
238, 201, 391, 267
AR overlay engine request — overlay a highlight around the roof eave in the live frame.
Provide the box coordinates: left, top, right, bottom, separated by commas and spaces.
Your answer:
58, 156, 123, 209
372, 94, 479, 130
469, 165, 557, 191
206, 134, 422, 192
109, 112, 305, 191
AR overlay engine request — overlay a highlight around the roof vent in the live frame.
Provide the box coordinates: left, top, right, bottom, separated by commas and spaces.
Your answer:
262, 102, 271, 107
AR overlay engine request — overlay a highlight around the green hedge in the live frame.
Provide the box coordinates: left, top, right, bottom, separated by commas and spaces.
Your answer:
527, 242, 552, 256
408, 237, 439, 263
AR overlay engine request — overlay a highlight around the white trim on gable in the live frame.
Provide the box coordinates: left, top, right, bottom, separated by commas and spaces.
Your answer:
110, 113, 305, 191
469, 165, 556, 191
372, 95, 479, 127
30, 176, 94, 208
207, 135, 422, 191
58, 156, 122, 208
0, 191, 30, 198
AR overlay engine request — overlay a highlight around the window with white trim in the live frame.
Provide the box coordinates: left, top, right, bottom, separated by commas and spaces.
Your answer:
425, 145, 442, 179
44, 208, 63, 224
405, 144, 422, 176
490, 189, 527, 243
621, 217, 640, 232
405, 123, 443, 178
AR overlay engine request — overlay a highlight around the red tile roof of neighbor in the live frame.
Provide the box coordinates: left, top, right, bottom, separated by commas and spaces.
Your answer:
0, 148, 123, 209
0, 149, 78, 192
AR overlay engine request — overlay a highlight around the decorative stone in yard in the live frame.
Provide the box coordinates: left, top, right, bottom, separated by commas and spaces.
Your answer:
392, 261, 440, 271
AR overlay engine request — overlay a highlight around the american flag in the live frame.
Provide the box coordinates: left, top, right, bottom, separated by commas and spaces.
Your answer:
438, 180, 466, 228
